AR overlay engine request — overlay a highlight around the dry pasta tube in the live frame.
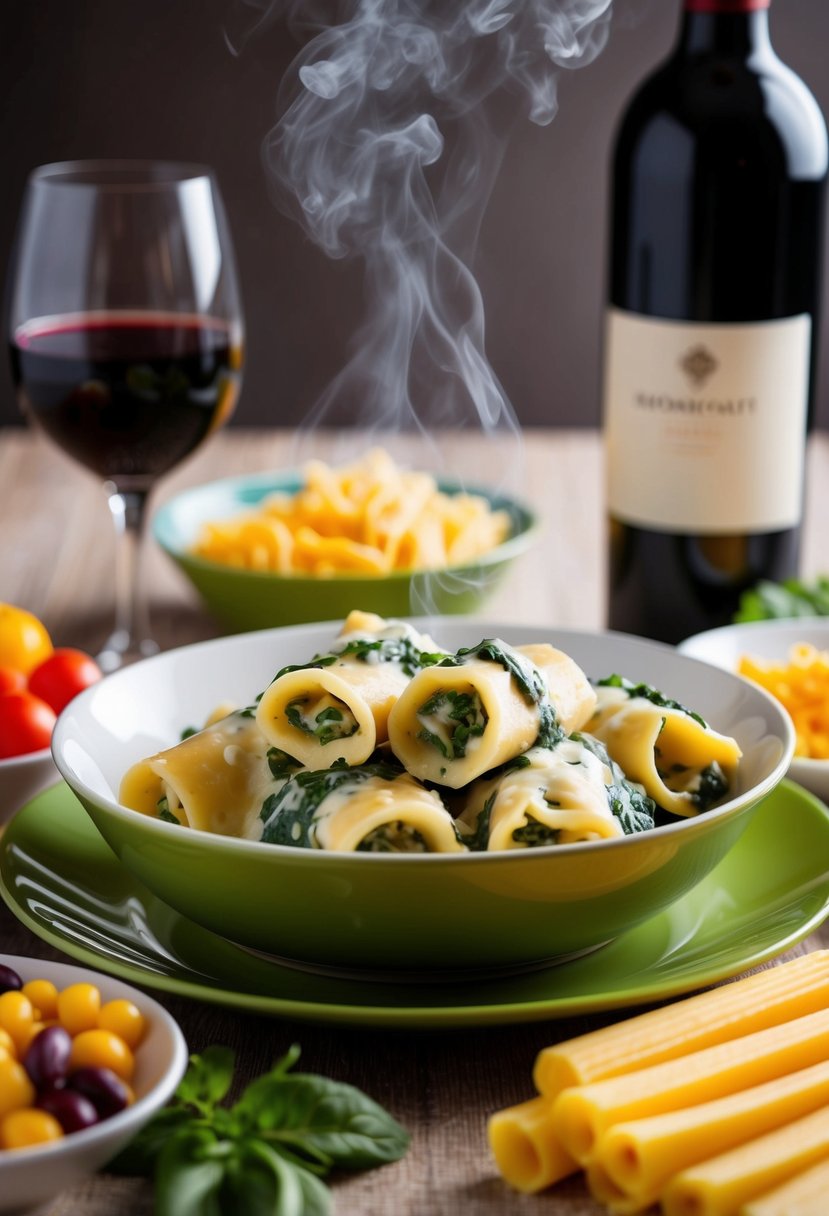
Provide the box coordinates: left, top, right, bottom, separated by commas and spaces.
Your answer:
487, 1096, 579, 1194
740, 1155, 829, 1216
533, 951, 829, 1097
551, 1006, 829, 1165
594, 1058, 829, 1211
662, 1105, 829, 1216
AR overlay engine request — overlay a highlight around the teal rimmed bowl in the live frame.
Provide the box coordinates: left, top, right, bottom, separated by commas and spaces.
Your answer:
50, 620, 795, 976
152, 470, 539, 630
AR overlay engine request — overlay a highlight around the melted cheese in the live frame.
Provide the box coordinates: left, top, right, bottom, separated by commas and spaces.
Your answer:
458, 741, 623, 849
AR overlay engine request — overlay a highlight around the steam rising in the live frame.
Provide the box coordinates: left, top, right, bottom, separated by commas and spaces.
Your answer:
228, 0, 612, 481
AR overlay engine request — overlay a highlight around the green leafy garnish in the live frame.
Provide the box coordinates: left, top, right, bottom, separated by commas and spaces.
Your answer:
156, 796, 181, 826
734, 575, 829, 621
511, 817, 560, 847
112, 1045, 409, 1216
266, 748, 303, 781
597, 674, 706, 728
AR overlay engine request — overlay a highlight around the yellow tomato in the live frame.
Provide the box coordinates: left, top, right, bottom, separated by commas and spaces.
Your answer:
0, 605, 53, 675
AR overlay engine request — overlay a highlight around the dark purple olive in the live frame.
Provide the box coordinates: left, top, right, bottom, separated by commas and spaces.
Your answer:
38, 1086, 99, 1134
67, 1066, 130, 1119
0, 964, 22, 994
22, 1024, 72, 1089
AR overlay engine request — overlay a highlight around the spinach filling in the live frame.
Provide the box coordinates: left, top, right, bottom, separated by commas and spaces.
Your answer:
596, 673, 707, 728
356, 822, 430, 853
433, 639, 564, 750
511, 817, 560, 847
156, 796, 181, 826
572, 733, 656, 834
656, 755, 730, 812
273, 635, 446, 683
416, 688, 487, 759
284, 697, 358, 746
259, 758, 405, 848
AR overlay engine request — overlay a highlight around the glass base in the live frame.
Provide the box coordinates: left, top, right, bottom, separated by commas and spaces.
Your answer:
96, 630, 160, 673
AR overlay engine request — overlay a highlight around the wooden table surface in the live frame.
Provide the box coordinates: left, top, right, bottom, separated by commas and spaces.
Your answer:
2, 424, 829, 1216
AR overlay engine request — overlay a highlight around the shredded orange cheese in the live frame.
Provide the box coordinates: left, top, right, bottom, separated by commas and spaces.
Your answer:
189, 449, 511, 576
737, 643, 829, 759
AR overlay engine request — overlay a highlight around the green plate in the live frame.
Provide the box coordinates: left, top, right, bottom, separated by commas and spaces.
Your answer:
2, 781, 828, 1027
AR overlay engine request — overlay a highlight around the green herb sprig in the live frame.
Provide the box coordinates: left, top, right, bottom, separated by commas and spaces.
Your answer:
112, 1044, 410, 1216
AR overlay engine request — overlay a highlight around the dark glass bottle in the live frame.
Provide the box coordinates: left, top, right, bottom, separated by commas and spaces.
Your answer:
604, 0, 828, 643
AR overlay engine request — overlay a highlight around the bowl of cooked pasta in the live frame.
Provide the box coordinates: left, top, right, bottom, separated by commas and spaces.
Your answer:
152, 450, 538, 631
51, 613, 795, 975
680, 617, 829, 801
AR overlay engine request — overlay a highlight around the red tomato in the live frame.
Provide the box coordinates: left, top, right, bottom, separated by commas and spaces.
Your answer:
0, 692, 56, 758
28, 649, 103, 715
0, 668, 26, 696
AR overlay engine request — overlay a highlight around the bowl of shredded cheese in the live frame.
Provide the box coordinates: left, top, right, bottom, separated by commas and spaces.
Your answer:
679, 617, 829, 801
153, 450, 538, 631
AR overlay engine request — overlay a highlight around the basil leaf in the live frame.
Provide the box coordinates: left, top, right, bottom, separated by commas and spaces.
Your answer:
221, 1139, 327, 1216
235, 1069, 410, 1168
109, 1107, 195, 1175
176, 1047, 236, 1112
155, 1128, 226, 1216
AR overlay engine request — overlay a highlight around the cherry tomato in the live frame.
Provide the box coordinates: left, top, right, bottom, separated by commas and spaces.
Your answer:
0, 692, 56, 759
28, 648, 102, 715
0, 669, 25, 697
0, 605, 53, 676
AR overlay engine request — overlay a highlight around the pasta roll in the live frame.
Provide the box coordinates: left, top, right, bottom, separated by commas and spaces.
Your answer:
255, 615, 445, 767
258, 760, 466, 853
456, 739, 654, 850
586, 678, 742, 817
387, 639, 594, 789
119, 710, 290, 839
662, 1104, 829, 1216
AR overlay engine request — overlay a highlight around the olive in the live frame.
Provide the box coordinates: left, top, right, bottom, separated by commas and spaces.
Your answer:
0, 965, 22, 994
22, 1024, 72, 1089
38, 1086, 99, 1133
67, 1066, 130, 1118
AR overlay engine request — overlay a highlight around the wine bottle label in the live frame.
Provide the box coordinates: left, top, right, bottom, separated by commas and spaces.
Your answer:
603, 308, 811, 533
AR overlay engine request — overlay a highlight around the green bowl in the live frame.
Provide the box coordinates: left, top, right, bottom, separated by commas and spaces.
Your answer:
51, 620, 794, 977
152, 470, 539, 630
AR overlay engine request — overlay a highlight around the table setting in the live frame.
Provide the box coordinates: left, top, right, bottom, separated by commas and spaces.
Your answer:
4, 0, 829, 1208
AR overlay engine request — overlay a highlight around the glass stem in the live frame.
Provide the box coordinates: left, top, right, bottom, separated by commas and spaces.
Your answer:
97, 483, 160, 672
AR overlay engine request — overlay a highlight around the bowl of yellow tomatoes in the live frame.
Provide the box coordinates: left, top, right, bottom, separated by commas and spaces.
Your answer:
0, 604, 102, 821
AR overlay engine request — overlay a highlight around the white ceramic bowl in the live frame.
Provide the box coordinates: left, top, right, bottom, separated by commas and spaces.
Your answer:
680, 617, 829, 801
50, 620, 795, 973
0, 954, 187, 1213
0, 747, 58, 825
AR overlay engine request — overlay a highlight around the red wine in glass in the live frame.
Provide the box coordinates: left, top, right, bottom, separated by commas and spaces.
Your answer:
8, 160, 244, 670
11, 312, 239, 485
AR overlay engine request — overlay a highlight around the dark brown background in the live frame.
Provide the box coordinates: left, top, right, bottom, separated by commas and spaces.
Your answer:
2, 0, 828, 430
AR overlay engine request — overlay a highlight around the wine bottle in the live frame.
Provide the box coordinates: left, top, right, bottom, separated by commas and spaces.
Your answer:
603, 0, 828, 644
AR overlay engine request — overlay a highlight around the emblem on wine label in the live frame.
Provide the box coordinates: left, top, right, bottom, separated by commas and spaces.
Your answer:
679, 344, 718, 387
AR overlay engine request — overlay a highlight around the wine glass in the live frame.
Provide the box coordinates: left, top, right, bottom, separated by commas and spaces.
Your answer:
7, 160, 244, 671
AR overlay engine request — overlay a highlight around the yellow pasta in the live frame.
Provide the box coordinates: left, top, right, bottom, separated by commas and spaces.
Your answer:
489, 953, 829, 1194
740, 1155, 829, 1216
487, 1095, 579, 1194
534, 951, 829, 1096
662, 1105, 829, 1216
594, 1058, 829, 1211
189, 449, 512, 575
552, 1007, 829, 1165
738, 643, 829, 759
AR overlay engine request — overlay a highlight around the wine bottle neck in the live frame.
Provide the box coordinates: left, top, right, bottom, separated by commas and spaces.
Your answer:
678, 5, 772, 57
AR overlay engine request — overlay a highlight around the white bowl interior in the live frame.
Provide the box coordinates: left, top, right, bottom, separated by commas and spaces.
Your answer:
53, 620, 795, 826
0, 953, 187, 1213
0, 747, 58, 825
